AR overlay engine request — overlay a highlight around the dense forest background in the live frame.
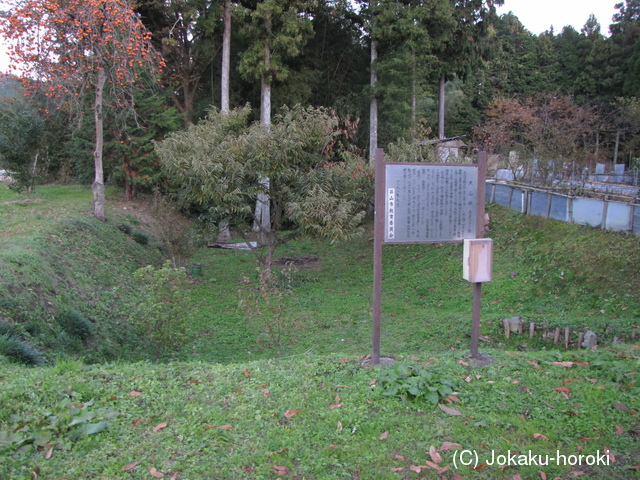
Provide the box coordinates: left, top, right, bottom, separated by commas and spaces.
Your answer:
2, 0, 640, 198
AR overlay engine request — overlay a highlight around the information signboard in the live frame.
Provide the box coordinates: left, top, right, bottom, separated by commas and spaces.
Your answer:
371, 151, 489, 365
384, 164, 478, 243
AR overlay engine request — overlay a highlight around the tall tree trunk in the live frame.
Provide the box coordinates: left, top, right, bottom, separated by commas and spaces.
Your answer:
411, 50, 416, 142
254, 29, 271, 244
221, 0, 231, 114
438, 72, 445, 139
93, 67, 107, 222
369, 37, 378, 166
217, 0, 232, 242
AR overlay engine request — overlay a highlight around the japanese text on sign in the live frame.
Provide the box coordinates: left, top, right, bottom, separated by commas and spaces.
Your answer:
384, 164, 478, 243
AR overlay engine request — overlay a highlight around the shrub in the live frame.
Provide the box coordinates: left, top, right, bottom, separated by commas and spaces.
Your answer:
132, 231, 149, 245
0, 320, 17, 337
0, 333, 44, 366
116, 222, 133, 235
130, 261, 190, 359
56, 309, 94, 343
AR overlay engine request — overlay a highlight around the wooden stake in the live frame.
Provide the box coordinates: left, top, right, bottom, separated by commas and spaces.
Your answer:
553, 328, 561, 344
577, 332, 584, 349
564, 327, 570, 349
529, 322, 536, 339
504, 318, 510, 339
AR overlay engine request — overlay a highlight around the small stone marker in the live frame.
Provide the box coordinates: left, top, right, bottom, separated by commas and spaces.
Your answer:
582, 330, 597, 349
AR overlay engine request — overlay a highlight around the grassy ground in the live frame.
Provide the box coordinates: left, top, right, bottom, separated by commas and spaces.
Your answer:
0, 184, 639, 479
1, 349, 638, 479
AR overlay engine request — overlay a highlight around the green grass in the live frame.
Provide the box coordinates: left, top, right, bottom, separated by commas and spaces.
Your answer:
0, 183, 639, 478
0, 348, 638, 479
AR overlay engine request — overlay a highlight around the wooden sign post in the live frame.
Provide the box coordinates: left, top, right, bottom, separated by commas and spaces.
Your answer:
372, 149, 489, 364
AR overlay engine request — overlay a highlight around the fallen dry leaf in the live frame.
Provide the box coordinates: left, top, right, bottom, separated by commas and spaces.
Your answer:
271, 465, 287, 475
440, 442, 463, 451
626, 465, 640, 470
570, 470, 586, 476
328, 444, 340, 449
554, 387, 571, 400
409, 465, 422, 473
562, 378, 582, 385
533, 433, 548, 441
123, 462, 140, 472
429, 445, 442, 464
605, 448, 616, 463
438, 404, 462, 416
220, 425, 232, 430
513, 474, 523, 480
425, 460, 449, 474
329, 403, 344, 409
152, 422, 167, 433
453, 474, 467, 480
394, 454, 405, 460
149, 467, 164, 478
129, 391, 143, 397
243, 369, 250, 378
612, 402, 629, 413
553, 361, 574, 367
616, 425, 624, 435
284, 409, 300, 418
262, 388, 270, 397
45, 447, 53, 459
538, 471, 547, 480
379, 430, 390, 440
337, 421, 343, 431
391, 467, 404, 472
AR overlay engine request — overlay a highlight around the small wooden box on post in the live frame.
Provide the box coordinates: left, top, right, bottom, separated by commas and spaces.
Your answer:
463, 239, 493, 283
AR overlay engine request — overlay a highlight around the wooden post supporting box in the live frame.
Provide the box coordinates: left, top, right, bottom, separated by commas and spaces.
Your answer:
463, 238, 493, 283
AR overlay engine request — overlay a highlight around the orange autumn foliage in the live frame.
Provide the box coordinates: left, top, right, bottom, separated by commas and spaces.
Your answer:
0, 0, 164, 106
